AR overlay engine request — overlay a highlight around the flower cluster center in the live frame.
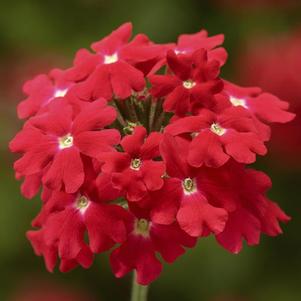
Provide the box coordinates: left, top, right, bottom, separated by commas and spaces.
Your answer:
229, 96, 248, 108
130, 158, 142, 170
104, 53, 118, 64
210, 123, 226, 136
58, 134, 74, 149
123, 121, 140, 134
183, 80, 196, 89
134, 218, 150, 237
183, 177, 196, 194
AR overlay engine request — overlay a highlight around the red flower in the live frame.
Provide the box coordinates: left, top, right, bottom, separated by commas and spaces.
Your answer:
10, 98, 120, 193
27, 228, 94, 273
165, 108, 267, 167
223, 81, 295, 125
149, 49, 223, 116
66, 22, 169, 100
18, 68, 73, 119
110, 203, 196, 285
175, 28, 228, 66
100, 126, 165, 202
159, 134, 229, 237
28, 176, 128, 271
215, 164, 291, 253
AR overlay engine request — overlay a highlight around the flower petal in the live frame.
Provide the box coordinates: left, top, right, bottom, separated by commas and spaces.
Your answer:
43, 147, 84, 193
177, 192, 228, 237
188, 130, 229, 168
75, 129, 120, 158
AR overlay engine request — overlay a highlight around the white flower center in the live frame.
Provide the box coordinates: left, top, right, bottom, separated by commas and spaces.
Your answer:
54, 88, 68, 98
104, 53, 118, 64
229, 96, 248, 108
175, 49, 187, 55
58, 134, 73, 149
183, 80, 196, 89
182, 177, 197, 195
210, 123, 226, 136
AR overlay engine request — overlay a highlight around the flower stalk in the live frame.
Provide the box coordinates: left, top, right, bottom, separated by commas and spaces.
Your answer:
131, 273, 149, 301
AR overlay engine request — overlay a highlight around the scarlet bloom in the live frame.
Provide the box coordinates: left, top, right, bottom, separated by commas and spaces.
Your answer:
100, 126, 165, 202
18, 68, 73, 119
28, 228, 94, 273
110, 203, 196, 285
28, 175, 128, 271
159, 134, 229, 237
209, 81, 295, 143
9, 22, 293, 289
174, 28, 228, 66
214, 163, 291, 253
149, 49, 223, 116
10, 98, 120, 193
165, 108, 267, 167
67, 22, 170, 100
223, 81, 295, 125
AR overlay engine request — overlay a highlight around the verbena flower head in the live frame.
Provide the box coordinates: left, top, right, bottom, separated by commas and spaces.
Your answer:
10, 22, 294, 285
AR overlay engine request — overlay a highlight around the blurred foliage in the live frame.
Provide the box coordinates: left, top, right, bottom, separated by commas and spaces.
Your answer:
0, 1, 300, 301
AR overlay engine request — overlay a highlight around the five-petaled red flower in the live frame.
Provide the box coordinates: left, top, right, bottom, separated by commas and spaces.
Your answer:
67, 22, 171, 101
149, 49, 223, 116
100, 126, 165, 202
165, 107, 267, 167
10, 98, 120, 193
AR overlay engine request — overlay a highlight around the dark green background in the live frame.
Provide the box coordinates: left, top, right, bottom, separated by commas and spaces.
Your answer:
0, 1, 300, 300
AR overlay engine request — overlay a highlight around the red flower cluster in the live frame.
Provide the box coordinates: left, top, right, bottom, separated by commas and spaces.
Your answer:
10, 23, 294, 285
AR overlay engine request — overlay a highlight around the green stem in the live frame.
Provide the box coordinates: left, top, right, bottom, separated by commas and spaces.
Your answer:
125, 98, 139, 122
112, 99, 127, 127
149, 99, 157, 132
152, 111, 165, 132
130, 273, 149, 301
